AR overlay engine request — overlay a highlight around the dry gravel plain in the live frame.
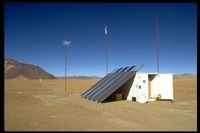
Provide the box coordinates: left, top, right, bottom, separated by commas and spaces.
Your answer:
4, 75, 197, 131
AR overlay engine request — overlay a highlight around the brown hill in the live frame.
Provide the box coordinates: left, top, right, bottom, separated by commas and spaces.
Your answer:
13, 75, 29, 80
57, 75, 102, 79
4, 58, 56, 79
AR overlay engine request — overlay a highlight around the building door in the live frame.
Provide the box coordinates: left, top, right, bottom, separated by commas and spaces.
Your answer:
158, 74, 173, 100
148, 76, 152, 99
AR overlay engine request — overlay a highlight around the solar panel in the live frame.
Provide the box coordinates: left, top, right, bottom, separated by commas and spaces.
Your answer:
81, 67, 124, 98
126, 65, 136, 72
81, 73, 113, 98
84, 72, 121, 99
89, 72, 122, 100
120, 67, 129, 72
80, 73, 112, 98
97, 71, 137, 102
115, 67, 124, 73
80, 64, 144, 102
110, 68, 118, 73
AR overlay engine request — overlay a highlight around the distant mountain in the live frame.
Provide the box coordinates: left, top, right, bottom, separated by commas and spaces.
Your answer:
4, 58, 56, 79
173, 73, 193, 76
4, 58, 102, 80
180, 73, 193, 76
56, 75, 102, 79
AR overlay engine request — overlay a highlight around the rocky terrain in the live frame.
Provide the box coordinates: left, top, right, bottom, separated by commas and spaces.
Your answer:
4, 75, 197, 131
4, 58, 56, 79
4, 58, 102, 80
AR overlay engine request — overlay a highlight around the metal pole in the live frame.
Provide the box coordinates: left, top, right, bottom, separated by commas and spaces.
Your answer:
105, 26, 108, 75
156, 20, 159, 74
65, 45, 67, 92
63, 40, 70, 93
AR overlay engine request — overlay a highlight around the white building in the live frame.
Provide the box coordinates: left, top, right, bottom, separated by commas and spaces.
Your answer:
81, 65, 173, 103
126, 72, 173, 103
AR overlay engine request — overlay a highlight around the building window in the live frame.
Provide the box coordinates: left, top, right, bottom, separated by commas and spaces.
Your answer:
139, 85, 141, 89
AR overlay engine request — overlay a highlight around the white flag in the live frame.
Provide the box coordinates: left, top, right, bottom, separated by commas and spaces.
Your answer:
104, 26, 107, 35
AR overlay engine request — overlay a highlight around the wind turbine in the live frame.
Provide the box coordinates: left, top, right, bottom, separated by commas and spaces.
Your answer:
64, 40, 71, 46
63, 39, 71, 92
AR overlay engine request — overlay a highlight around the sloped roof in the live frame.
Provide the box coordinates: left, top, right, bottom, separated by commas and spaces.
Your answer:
80, 64, 144, 102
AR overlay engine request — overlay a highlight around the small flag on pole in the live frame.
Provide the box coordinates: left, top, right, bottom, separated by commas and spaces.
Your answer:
104, 26, 107, 35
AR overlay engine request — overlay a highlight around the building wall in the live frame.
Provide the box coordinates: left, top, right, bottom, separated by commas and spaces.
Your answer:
127, 73, 173, 102
126, 74, 137, 100
127, 73, 149, 101
135, 73, 148, 102
119, 75, 135, 100
158, 74, 173, 100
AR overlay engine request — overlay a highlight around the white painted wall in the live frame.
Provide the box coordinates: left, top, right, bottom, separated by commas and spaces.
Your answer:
126, 74, 137, 101
126, 72, 173, 102
158, 74, 173, 100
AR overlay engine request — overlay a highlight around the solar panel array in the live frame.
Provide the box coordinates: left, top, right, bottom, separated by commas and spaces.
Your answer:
80, 64, 144, 102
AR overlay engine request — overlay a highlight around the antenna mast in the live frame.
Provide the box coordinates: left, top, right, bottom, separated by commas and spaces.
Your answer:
64, 40, 71, 92
105, 26, 108, 75
156, 20, 159, 74
65, 45, 67, 92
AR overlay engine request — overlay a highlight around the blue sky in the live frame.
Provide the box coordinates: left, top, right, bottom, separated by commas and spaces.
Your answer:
4, 2, 197, 77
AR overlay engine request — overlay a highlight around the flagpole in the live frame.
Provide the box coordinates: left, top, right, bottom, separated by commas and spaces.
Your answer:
63, 40, 71, 92
65, 45, 67, 92
105, 26, 108, 75
156, 20, 159, 74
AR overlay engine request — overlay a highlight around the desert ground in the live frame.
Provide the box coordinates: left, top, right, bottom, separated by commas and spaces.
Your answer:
4, 75, 197, 131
